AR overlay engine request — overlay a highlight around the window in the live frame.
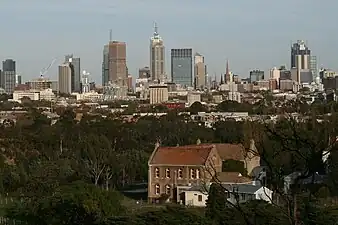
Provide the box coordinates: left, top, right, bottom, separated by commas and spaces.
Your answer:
155, 184, 160, 195
190, 169, 195, 179
198, 195, 203, 202
241, 193, 246, 200
166, 168, 170, 178
155, 168, 160, 178
178, 169, 183, 179
166, 185, 171, 195
196, 169, 200, 179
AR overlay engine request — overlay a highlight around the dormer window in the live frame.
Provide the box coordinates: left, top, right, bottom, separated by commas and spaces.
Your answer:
155, 168, 160, 178
178, 169, 183, 179
190, 169, 196, 179
166, 168, 170, 178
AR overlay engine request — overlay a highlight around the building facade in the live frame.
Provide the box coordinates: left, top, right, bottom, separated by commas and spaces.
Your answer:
194, 53, 206, 89
249, 70, 264, 83
65, 55, 81, 92
149, 84, 168, 104
58, 63, 73, 94
108, 41, 127, 86
1, 59, 16, 94
171, 48, 193, 87
150, 23, 165, 82
291, 40, 311, 70
102, 45, 109, 86
138, 66, 151, 79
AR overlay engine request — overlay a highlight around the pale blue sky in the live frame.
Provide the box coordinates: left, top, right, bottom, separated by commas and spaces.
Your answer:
0, 0, 337, 83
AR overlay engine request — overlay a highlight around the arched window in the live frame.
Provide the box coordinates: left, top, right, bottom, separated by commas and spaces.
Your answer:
166, 185, 171, 195
155, 184, 160, 195
165, 168, 170, 178
178, 168, 183, 179
190, 169, 196, 179
196, 169, 200, 179
155, 168, 160, 178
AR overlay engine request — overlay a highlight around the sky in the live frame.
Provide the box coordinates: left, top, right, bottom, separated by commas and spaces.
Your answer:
0, 0, 337, 84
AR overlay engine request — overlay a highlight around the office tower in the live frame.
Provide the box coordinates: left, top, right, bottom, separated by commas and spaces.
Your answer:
138, 66, 151, 79
291, 40, 311, 70
150, 23, 165, 82
310, 55, 318, 80
194, 52, 206, 89
58, 63, 73, 94
249, 70, 264, 83
15, 74, 22, 86
127, 75, 133, 91
108, 41, 127, 86
270, 67, 280, 80
1, 59, 16, 93
102, 45, 109, 86
82, 70, 90, 93
65, 55, 81, 92
225, 59, 232, 83
171, 48, 193, 87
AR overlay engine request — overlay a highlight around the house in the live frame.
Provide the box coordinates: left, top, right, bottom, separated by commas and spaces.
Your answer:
147, 140, 261, 203
182, 183, 273, 207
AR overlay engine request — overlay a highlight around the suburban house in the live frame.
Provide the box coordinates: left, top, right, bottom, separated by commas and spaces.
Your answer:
182, 183, 273, 207
147, 140, 261, 203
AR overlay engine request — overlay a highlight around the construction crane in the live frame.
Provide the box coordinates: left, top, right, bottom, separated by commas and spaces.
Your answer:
40, 58, 56, 78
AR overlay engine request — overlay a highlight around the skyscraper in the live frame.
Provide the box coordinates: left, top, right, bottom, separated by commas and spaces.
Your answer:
58, 63, 73, 94
108, 41, 127, 86
102, 45, 109, 86
249, 70, 264, 83
150, 23, 165, 82
291, 40, 311, 70
310, 55, 318, 80
171, 48, 193, 87
65, 55, 81, 92
194, 52, 206, 89
1, 59, 16, 94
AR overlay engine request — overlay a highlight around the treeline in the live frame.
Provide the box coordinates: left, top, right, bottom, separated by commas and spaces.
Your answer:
2, 109, 338, 224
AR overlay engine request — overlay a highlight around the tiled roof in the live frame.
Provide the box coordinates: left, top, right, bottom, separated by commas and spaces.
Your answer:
150, 145, 213, 165
211, 172, 252, 184
212, 144, 246, 161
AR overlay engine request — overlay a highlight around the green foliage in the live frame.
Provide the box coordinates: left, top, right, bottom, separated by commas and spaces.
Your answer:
6, 181, 125, 225
222, 159, 247, 176
205, 184, 227, 222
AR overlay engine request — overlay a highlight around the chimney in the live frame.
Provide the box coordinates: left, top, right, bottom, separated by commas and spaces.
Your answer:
155, 138, 161, 150
196, 139, 201, 145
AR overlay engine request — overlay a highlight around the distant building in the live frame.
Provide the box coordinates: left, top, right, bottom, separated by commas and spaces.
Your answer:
149, 84, 168, 104
65, 55, 81, 92
194, 53, 206, 89
171, 48, 193, 87
58, 63, 73, 94
15, 74, 22, 86
139, 66, 151, 79
187, 92, 201, 106
1, 59, 16, 94
108, 41, 128, 86
102, 45, 109, 86
291, 40, 311, 70
249, 70, 264, 83
127, 75, 133, 91
150, 23, 165, 82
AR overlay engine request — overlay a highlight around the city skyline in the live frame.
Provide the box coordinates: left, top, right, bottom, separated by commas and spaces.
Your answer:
1, 0, 337, 83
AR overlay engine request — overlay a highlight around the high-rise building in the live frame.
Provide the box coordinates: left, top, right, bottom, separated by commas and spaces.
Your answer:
65, 55, 81, 92
1, 59, 16, 93
171, 48, 193, 87
194, 52, 206, 89
291, 40, 311, 70
150, 23, 165, 82
58, 63, 73, 94
15, 74, 22, 86
102, 45, 109, 86
249, 70, 264, 83
310, 55, 318, 80
139, 66, 151, 79
108, 41, 127, 86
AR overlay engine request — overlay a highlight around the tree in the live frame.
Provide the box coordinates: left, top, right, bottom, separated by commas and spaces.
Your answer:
205, 184, 227, 222
189, 102, 207, 114
6, 181, 125, 225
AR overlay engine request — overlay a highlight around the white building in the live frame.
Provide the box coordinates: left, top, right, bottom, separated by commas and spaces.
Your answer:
182, 183, 273, 207
75, 92, 103, 101
12, 90, 39, 102
187, 92, 201, 106
40, 88, 56, 101
149, 84, 168, 104
228, 91, 241, 103
270, 67, 280, 83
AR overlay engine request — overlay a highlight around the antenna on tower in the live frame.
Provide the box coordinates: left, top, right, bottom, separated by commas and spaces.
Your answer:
154, 22, 158, 35
109, 29, 112, 42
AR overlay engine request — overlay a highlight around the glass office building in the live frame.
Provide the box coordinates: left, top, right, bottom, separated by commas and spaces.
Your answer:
171, 48, 193, 87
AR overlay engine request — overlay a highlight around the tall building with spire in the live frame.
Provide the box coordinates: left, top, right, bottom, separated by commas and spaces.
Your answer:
225, 59, 232, 83
150, 23, 165, 82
